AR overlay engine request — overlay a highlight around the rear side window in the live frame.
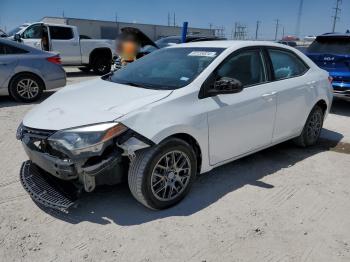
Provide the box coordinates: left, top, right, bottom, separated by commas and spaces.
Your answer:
0, 43, 28, 55
268, 49, 308, 80
307, 37, 350, 54
215, 50, 266, 87
49, 26, 73, 40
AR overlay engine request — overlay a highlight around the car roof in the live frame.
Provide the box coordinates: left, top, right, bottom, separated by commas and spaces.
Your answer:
318, 33, 350, 38
168, 40, 292, 50
0, 38, 47, 54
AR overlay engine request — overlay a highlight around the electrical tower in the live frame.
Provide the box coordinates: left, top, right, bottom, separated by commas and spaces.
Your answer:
295, 0, 304, 37
274, 19, 280, 41
332, 0, 342, 32
255, 20, 261, 40
233, 23, 247, 40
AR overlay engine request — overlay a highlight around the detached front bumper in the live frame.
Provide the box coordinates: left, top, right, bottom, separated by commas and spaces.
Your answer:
20, 161, 78, 211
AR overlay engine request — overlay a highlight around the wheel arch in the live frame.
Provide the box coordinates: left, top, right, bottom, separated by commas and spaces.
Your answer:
314, 99, 328, 115
160, 133, 203, 174
89, 48, 113, 65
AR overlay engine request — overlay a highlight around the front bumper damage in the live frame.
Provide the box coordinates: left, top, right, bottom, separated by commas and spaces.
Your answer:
17, 125, 152, 211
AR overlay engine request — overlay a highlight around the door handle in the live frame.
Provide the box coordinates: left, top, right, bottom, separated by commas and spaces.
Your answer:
262, 91, 277, 97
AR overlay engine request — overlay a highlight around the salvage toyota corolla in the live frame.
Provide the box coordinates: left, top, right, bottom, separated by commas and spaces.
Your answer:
17, 41, 333, 210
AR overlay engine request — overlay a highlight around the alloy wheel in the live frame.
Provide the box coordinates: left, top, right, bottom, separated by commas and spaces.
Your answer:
151, 150, 191, 201
16, 79, 39, 99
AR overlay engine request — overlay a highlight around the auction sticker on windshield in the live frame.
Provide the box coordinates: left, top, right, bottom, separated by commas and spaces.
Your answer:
188, 51, 217, 57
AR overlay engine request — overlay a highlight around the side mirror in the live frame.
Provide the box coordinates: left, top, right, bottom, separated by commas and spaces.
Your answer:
14, 33, 22, 42
207, 77, 243, 97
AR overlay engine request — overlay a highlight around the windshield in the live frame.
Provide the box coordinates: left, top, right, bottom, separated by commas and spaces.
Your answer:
110, 47, 224, 90
7, 25, 26, 37
307, 37, 350, 54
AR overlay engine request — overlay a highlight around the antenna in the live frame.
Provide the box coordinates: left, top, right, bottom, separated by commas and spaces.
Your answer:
332, 0, 342, 32
295, 0, 304, 37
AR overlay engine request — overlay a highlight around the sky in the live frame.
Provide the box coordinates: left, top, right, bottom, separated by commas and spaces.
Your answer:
0, 0, 349, 40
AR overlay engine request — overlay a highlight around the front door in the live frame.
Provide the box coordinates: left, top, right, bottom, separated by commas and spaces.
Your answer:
207, 49, 277, 165
21, 24, 45, 50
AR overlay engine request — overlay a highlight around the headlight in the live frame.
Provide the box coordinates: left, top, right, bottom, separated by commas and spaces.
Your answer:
48, 122, 128, 156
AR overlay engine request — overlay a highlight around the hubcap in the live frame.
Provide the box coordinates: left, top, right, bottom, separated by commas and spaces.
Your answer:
306, 110, 322, 141
151, 150, 191, 201
16, 79, 39, 99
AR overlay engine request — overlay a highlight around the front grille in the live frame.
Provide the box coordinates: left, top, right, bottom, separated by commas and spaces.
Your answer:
21, 126, 56, 140
20, 161, 78, 212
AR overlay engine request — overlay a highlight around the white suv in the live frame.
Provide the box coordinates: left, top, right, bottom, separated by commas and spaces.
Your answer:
17, 41, 333, 210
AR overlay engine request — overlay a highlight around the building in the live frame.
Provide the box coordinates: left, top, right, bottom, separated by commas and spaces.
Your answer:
41, 17, 215, 41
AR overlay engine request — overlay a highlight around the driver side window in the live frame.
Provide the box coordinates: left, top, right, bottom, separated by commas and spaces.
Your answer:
22, 24, 42, 39
216, 49, 266, 87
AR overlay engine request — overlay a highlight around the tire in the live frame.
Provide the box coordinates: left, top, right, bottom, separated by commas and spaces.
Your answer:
9, 73, 44, 102
92, 57, 111, 75
128, 138, 197, 210
293, 105, 324, 147
78, 66, 91, 73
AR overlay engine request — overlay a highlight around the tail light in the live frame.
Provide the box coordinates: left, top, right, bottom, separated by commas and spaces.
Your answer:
46, 55, 61, 65
328, 76, 333, 84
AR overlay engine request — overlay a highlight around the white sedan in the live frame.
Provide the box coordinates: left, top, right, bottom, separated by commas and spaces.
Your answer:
17, 41, 333, 210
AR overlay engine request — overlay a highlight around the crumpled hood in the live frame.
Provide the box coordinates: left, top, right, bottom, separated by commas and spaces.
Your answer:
23, 78, 172, 130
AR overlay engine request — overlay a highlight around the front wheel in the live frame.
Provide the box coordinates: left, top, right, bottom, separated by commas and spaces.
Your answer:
293, 105, 324, 147
128, 138, 197, 210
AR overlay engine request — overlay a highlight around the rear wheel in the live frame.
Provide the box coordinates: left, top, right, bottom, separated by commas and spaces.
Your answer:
9, 74, 43, 102
128, 138, 197, 210
92, 57, 111, 75
293, 105, 324, 147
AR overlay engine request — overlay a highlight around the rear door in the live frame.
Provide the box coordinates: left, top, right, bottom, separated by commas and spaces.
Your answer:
0, 43, 25, 87
48, 26, 81, 64
266, 48, 313, 142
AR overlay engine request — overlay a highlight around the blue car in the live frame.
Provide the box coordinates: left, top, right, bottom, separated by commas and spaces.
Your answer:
306, 33, 350, 98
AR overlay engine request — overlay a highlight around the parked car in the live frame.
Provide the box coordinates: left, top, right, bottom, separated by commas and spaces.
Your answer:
8, 22, 115, 74
0, 38, 66, 102
155, 35, 226, 49
0, 29, 7, 37
306, 33, 350, 98
277, 41, 297, 47
17, 41, 332, 211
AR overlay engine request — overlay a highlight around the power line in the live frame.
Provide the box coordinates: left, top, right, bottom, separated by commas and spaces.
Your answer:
332, 0, 342, 32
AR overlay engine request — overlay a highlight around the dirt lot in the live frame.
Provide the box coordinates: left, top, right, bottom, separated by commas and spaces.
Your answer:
0, 68, 350, 262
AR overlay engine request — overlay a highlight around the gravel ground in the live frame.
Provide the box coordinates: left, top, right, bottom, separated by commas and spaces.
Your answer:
0, 68, 349, 262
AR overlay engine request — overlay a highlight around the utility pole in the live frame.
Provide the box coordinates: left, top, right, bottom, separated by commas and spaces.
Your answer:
295, 0, 304, 37
115, 12, 118, 23
62, 10, 65, 18
332, 0, 342, 32
173, 12, 176, 27
282, 26, 285, 39
167, 12, 170, 26
255, 20, 261, 40
274, 19, 280, 41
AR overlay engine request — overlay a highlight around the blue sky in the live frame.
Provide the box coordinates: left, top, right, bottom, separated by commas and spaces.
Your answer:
0, 0, 349, 39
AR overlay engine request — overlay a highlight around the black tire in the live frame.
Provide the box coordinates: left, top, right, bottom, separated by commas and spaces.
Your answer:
9, 73, 44, 102
78, 66, 91, 73
293, 105, 324, 147
128, 138, 197, 210
92, 57, 111, 75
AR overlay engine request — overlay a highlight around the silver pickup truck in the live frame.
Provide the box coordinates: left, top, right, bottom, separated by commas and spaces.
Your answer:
7, 22, 116, 74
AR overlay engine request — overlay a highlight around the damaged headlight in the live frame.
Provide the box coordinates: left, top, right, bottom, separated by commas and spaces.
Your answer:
48, 122, 128, 156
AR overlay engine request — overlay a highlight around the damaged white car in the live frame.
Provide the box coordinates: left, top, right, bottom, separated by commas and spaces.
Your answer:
17, 41, 332, 210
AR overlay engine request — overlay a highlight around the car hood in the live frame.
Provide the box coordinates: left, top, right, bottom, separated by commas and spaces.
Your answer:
23, 78, 172, 130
